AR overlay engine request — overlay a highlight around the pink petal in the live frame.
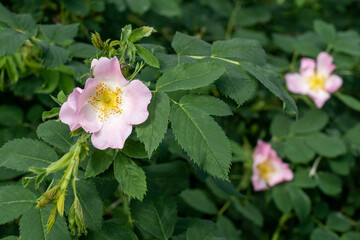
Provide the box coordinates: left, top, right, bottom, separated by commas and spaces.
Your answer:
91, 57, 128, 87
253, 140, 271, 165
316, 52, 336, 77
122, 80, 152, 125
78, 104, 102, 133
308, 90, 331, 108
325, 75, 343, 93
59, 88, 82, 131
251, 175, 269, 191
300, 58, 316, 77
267, 163, 294, 187
91, 115, 132, 149
285, 73, 309, 94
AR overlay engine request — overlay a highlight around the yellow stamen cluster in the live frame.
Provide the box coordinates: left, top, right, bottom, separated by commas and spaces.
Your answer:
88, 82, 123, 122
257, 160, 275, 183
308, 73, 325, 90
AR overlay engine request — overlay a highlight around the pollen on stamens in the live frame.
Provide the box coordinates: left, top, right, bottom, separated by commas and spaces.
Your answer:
88, 82, 123, 122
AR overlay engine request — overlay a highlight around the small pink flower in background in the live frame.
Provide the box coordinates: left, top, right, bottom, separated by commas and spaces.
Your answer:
285, 52, 343, 108
251, 140, 293, 191
60, 57, 151, 150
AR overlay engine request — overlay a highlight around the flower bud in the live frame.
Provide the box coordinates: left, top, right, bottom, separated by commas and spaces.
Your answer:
57, 190, 66, 216
46, 205, 58, 232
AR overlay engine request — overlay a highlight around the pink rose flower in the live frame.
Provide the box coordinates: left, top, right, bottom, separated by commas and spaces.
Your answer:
251, 140, 293, 191
285, 52, 343, 108
59, 57, 152, 150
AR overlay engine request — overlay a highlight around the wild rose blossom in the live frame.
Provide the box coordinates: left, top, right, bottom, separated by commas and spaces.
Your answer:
285, 52, 343, 108
60, 57, 151, 149
251, 140, 293, 191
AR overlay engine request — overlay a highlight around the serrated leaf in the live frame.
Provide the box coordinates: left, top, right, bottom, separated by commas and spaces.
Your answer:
293, 169, 316, 188
216, 216, 239, 240
172, 32, 211, 56
233, 199, 263, 226
129, 27, 155, 43
284, 138, 315, 163
114, 153, 147, 200
170, 104, 231, 179
42, 107, 60, 121
69, 42, 96, 58
39, 24, 79, 45
144, 161, 189, 196
86, 220, 138, 240
150, 0, 181, 17
304, 133, 346, 158
180, 189, 217, 214
216, 64, 257, 106
335, 92, 360, 112
36, 120, 73, 152
20, 206, 71, 240
85, 149, 115, 178
156, 61, 225, 92
316, 171, 342, 196
310, 228, 339, 240
135, 44, 160, 68
0, 185, 36, 224
326, 212, 352, 232
288, 186, 311, 222
240, 62, 298, 115
131, 196, 177, 240
39, 42, 69, 68
272, 184, 292, 214
314, 20, 337, 44
0, 139, 58, 172
125, 0, 150, 14
122, 138, 147, 159
0, 105, 23, 126
136, 92, 170, 157
211, 38, 266, 65
270, 114, 292, 138
179, 94, 232, 116
156, 54, 197, 72
0, 28, 28, 55
0, 4, 37, 36
290, 109, 328, 134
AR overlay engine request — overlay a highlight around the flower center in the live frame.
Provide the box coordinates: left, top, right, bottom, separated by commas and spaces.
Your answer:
88, 82, 123, 122
257, 160, 275, 183
308, 73, 325, 90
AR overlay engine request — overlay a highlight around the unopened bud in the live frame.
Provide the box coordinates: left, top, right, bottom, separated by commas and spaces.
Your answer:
36, 196, 51, 208
57, 190, 66, 216
46, 205, 58, 232
43, 187, 58, 200
91, 32, 104, 50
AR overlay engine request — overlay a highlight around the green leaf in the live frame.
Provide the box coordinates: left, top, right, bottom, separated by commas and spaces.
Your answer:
316, 171, 342, 196
74, 180, 103, 231
270, 114, 292, 138
314, 20, 337, 44
216, 64, 257, 106
36, 120, 73, 152
136, 92, 170, 157
311, 228, 339, 240
114, 153, 147, 200
211, 38, 266, 65
156, 61, 225, 92
42, 107, 60, 121
0, 167, 22, 181
135, 44, 160, 68
288, 186, 311, 222
0, 236, 18, 240
62, 0, 89, 16
172, 32, 211, 56
293, 168, 316, 188
284, 138, 315, 163
0, 105, 23, 126
39, 24, 79, 45
131, 196, 177, 240
0, 139, 58, 172
39, 42, 69, 69
176, 220, 226, 240
326, 212, 352, 232
170, 104, 231, 179
233, 199, 263, 227
240, 62, 298, 115
335, 92, 360, 112
125, 0, 150, 14
0, 4, 37, 36
329, 154, 354, 176
85, 149, 115, 178
150, 0, 181, 17
129, 27, 155, 43
69, 42, 96, 59
304, 133, 346, 158
179, 94, 232, 116
333, 31, 360, 57
290, 109, 329, 134
216, 216, 239, 240
341, 232, 360, 240
86, 220, 138, 240
0, 185, 35, 224
144, 161, 189, 195
180, 189, 217, 214
345, 123, 360, 149
122, 138, 148, 159
20, 206, 71, 240
235, 6, 271, 27
272, 184, 292, 214
0, 28, 28, 55
36, 69, 60, 94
